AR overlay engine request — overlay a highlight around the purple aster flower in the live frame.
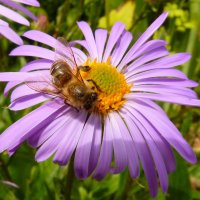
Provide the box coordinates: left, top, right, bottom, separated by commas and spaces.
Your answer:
0, 12, 200, 197
0, 0, 40, 45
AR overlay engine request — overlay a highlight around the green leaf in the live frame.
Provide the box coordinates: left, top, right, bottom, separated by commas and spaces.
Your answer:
98, 1, 135, 29
167, 153, 191, 200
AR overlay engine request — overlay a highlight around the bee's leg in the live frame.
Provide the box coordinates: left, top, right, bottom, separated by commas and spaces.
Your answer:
64, 99, 79, 112
87, 79, 102, 92
64, 99, 70, 105
74, 107, 80, 112
54, 88, 62, 94
78, 65, 91, 72
75, 66, 90, 82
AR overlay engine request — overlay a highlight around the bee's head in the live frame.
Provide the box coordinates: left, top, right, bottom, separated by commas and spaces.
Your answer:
83, 92, 98, 110
89, 92, 98, 101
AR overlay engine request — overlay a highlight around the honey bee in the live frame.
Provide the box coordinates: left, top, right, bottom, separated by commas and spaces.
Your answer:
26, 38, 98, 111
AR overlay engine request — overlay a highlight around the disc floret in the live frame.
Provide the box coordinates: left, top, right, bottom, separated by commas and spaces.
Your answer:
81, 58, 131, 114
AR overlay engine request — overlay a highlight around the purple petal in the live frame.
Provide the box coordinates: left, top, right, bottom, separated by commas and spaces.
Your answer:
53, 111, 87, 165
9, 94, 49, 110
127, 69, 188, 83
23, 30, 57, 47
4, 81, 22, 96
95, 29, 108, 62
69, 41, 88, 63
0, 4, 29, 25
126, 53, 191, 77
9, 45, 55, 60
88, 115, 102, 175
54, 39, 87, 66
73, 40, 88, 50
124, 96, 197, 163
111, 31, 132, 67
93, 116, 113, 180
0, 100, 65, 153
0, 0, 37, 20
126, 46, 169, 71
77, 21, 98, 59
0, 180, 19, 188
0, 72, 42, 82
35, 123, 66, 162
127, 93, 200, 108
20, 59, 52, 72
127, 97, 167, 117
74, 113, 99, 179
119, 12, 168, 66
28, 108, 70, 148
71, 47, 87, 64
3, 71, 49, 96
123, 106, 168, 192
0, 19, 8, 26
131, 85, 197, 98
125, 99, 176, 173
12, 0, 40, 7
8, 144, 21, 156
72, 40, 90, 61
103, 22, 125, 62
118, 40, 167, 70
120, 112, 158, 197
109, 112, 128, 174
23, 32, 87, 65
111, 112, 139, 177
0, 24, 23, 45
35, 108, 78, 162
10, 84, 37, 101
134, 78, 199, 88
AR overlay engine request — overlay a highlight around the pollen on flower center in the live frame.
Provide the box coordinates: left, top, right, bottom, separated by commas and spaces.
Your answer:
80, 57, 131, 114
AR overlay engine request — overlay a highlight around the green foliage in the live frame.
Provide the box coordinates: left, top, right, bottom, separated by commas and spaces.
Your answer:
0, 0, 200, 199
98, 1, 135, 29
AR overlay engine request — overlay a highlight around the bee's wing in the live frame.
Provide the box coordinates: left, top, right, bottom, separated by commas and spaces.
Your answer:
54, 38, 77, 68
55, 37, 84, 82
25, 74, 62, 98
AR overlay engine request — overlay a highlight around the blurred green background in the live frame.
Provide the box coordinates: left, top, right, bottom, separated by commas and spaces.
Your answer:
0, 0, 200, 199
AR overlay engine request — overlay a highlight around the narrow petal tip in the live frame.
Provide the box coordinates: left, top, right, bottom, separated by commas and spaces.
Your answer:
188, 153, 197, 164
24, 20, 30, 26
33, 1, 40, 7
35, 152, 47, 163
53, 159, 66, 166
163, 11, 169, 17
16, 38, 24, 45
183, 52, 192, 62
9, 48, 17, 56
22, 30, 37, 39
76, 21, 88, 26
0, 26, 23, 45
157, 12, 168, 24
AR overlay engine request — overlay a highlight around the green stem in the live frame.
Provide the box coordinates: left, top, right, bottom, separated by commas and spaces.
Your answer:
56, 0, 70, 34
65, 0, 85, 39
183, 0, 200, 77
0, 156, 12, 181
183, 28, 197, 76
122, 178, 136, 200
64, 159, 75, 200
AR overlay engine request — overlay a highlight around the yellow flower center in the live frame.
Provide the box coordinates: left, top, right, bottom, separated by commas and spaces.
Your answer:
80, 57, 131, 114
